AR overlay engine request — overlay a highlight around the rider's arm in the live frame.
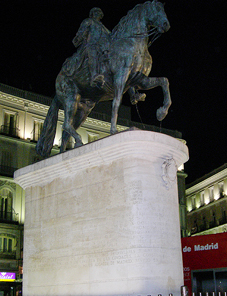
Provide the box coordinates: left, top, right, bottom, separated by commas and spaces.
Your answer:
72, 19, 91, 47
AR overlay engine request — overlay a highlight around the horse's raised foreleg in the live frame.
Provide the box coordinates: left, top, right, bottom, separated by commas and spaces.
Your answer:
128, 87, 146, 105
137, 76, 172, 121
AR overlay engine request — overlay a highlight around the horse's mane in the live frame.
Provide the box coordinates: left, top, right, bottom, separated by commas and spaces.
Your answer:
111, 2, 147, 39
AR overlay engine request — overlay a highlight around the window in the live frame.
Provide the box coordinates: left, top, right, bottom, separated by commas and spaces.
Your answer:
1, 150, 12, 168
202, 216, 207, 229
0, 150, 15, 177
200, 192, 205, 206
8, 239, 12, 252
0, 188, 13, 221
1, 110, 18, 137
3, 238, 7, 252
192, 269, 227, 295
192, 270, 215, 295
32, 119, 44, 141
191, 196, 196, 210
216, 271, 227, 293
0, 235, 16, 254
220, 209, 227, 225
191, 220, 198, 234
209, 187, 214, 202
209, 211, 217, 228
218, 182, 225, 198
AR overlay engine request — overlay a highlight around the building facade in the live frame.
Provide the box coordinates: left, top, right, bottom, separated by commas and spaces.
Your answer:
186, 164, 227, 236
182, 165, 227, 295
182, 232, 227, 296
0, 83, 185, 295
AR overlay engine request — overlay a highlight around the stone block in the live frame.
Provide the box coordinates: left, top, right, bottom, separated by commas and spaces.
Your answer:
15, 130, 189, 296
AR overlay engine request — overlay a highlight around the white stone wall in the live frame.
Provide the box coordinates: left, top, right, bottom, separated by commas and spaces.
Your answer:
15, 130, 189, 296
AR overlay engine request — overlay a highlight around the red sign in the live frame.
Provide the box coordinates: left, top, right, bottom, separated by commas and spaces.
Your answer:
181, 233, 227, 294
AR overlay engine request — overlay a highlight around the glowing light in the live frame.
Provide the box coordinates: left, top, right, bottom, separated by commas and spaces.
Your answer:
178, 164, 184, 171
214, 194, 219, 201
187, 205, 192, 212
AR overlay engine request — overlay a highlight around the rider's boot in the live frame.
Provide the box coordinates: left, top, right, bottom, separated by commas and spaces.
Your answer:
130, 93, 146, 105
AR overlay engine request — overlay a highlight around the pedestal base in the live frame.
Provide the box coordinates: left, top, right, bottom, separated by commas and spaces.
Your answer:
15, 130, 189, 296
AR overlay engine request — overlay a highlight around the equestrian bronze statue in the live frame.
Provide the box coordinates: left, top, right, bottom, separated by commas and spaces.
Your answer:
36, 0, 171, 158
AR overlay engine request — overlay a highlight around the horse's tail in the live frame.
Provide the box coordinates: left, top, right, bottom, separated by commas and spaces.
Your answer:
36, 95, 60, 158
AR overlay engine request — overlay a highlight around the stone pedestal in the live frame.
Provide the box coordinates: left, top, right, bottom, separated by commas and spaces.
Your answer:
15, 130, 189, 296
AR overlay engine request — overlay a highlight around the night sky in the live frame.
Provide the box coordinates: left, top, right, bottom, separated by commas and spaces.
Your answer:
1, 0, 226, 184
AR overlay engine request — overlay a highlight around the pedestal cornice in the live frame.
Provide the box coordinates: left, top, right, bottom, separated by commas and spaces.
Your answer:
14, 130, 189, 189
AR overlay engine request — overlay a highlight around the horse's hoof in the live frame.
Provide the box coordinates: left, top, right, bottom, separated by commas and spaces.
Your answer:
156, 107, 168, 121
110, 129, 118, 135
74, 142, 83, 148
130, 93, 146, 105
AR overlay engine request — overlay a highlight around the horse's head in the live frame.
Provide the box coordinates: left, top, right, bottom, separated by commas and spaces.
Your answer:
145, 0, 170, 33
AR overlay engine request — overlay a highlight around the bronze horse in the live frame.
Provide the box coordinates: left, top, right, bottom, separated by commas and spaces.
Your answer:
36, 0, 171, 158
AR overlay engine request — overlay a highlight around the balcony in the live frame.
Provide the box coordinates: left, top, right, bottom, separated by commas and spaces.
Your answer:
198, 224, 207, 232
191, 218, 227, 235
209, 220, 217, 229
0, 211, 19, 225
0, 250, 16, 259
191, 226, 198, 234
0, 165, 18, 178
30, 132, 41, 143
0, 83, 53, 106
0, 125, 20, 138
219, 217, 227, 226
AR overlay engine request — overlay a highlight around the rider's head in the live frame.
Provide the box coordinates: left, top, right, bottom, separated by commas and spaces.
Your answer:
89, 7, 104, 20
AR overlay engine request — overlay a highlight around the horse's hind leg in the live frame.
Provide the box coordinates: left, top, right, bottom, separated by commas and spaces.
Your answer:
62, 95, 83, 148
60, 130, 71, 153
60, 99, 96, 153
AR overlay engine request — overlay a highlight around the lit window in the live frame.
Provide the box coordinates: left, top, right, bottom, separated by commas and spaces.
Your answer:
190, 195, 196, 210
0, 188, 13, 221
1, 110, 18, 137
209, 187, 214, 202
200, 192, 205, 206
0, 236, 16, 254
32, 119, 44, 141
219, 182, 225, 198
